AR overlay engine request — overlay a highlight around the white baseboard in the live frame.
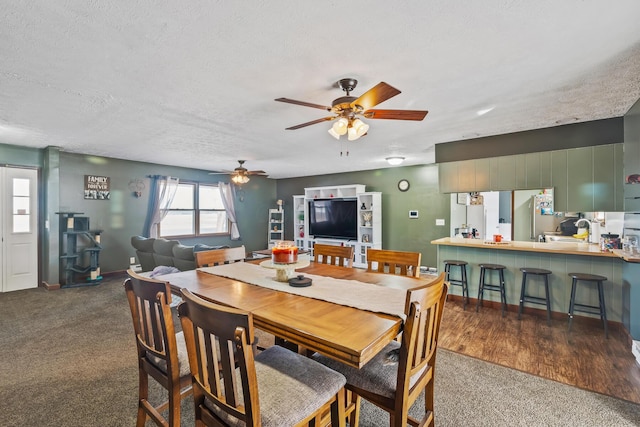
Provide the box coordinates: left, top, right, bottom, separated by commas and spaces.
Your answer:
632, 340, 640, 365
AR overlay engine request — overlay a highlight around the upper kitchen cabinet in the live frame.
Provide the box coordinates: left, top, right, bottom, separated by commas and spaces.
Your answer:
439, 144, 623, 211
594, 144, 624, 211
525, 152, 552, 189
567, 146, 593, 212
551, 149, 569, 212
553, 144, 623, 212
438, 161, 459, 194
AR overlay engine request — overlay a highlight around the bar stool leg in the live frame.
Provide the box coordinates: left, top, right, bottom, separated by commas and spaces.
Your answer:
518, 272, 527, 320
499, 269, 506, 317
543, 274, 551, 326
598, 281, 608, 338
568, 278, 578, 333
475, 267, 485, 312
461, 265, 469, 310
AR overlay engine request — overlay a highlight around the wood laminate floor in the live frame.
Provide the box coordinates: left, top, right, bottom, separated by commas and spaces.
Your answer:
438, 297, 640, 405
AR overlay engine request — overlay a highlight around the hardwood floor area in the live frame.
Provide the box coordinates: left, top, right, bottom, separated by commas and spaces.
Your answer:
439, 296, 640, 405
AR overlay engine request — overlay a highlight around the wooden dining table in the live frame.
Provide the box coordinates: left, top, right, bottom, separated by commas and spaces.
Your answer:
160, 261, 438, 368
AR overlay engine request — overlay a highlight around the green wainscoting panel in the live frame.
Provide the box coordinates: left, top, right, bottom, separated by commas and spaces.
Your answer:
435, 244, 624, 322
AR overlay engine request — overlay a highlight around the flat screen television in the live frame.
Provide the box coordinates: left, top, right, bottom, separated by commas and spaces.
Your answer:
308, 198, 358, 240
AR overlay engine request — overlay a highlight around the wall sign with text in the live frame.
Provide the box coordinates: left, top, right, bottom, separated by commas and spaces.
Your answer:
84, 175, 111, 200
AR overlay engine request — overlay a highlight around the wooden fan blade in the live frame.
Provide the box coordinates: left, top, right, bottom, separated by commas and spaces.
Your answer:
363, 109, 429, 121
285, 116, 336, 130
275, 98, 331, 111
208, 171, 233, 175
350, 82, 401, 111
247, 170, 267, 175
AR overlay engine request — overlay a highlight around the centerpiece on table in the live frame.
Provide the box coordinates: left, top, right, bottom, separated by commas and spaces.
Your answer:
272, 240, 299, 264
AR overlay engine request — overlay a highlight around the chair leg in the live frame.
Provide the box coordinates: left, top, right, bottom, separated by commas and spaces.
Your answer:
518, 273, 527, 320
136, 370, 149, 427
568, 279, 577, 333
329, 387, 346, 427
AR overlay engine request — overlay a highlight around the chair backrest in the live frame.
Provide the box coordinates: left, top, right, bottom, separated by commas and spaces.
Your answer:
313, 243, 354, 267
124, 269, 181, 389
178, 288, 260, 425
195, 245, 246, 268
397, 273, 448, 406
366, 248, 422, 277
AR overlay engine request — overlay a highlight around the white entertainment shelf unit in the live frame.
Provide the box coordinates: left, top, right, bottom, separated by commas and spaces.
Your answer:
293, 184, 381, 268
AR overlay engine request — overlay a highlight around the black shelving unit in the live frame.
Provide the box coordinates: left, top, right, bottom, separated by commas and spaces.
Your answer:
56, 212, 103, 287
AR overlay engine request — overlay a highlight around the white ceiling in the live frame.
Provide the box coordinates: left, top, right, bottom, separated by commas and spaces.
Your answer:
2, 1, 640, 179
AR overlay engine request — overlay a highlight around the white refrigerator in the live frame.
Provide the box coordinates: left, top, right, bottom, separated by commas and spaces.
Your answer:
466, 205, 486, 240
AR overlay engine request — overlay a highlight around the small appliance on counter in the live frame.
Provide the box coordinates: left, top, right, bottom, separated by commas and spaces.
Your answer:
559, 217, 579, 236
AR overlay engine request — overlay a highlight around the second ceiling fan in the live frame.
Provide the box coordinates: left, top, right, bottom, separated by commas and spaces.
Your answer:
275, 78, 428, 141
209, 160, 267, 185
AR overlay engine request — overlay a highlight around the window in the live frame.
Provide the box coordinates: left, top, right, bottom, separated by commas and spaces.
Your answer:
159, 182, 229, 237
13, 178, 31, 233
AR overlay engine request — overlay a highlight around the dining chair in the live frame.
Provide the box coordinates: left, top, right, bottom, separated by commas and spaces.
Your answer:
314, 273, 448, 427
314, 243, 354, 267
123, 270, 192, 427
178, 289, 347, 426
195, 245, 246, 267
366, 248, 422, 278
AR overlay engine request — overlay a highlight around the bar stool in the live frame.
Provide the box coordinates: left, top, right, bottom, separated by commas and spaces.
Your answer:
567, 273, 608, 338
518, 268, 552, 325
444, 260, 469, 310
475, 263, 507, 317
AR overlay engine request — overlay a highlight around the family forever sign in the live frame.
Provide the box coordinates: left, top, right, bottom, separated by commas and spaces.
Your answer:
84, 175, 110, 200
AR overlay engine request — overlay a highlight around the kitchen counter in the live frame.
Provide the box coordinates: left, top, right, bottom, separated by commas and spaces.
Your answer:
431, 237, 619, 258
431, 237, 625, 324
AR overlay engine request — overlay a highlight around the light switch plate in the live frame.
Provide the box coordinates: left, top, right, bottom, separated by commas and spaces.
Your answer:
436, 218, 445, 226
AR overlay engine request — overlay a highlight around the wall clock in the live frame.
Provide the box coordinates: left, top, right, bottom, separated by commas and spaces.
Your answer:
397, 179, 410, 192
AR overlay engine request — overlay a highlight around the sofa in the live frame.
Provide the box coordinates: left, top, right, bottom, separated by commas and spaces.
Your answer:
130, 236, 228, 272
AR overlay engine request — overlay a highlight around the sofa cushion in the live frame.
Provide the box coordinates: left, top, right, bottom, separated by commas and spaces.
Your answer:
153, 238, 179, 267
173, 244, 196, 271
131, 236, 157, 272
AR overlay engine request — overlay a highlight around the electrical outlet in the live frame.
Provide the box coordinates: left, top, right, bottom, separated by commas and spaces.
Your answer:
130, 256, 136, 264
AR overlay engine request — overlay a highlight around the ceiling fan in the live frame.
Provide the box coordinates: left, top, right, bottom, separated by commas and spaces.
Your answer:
275, 78, 428, 141
209, 160, 268, 185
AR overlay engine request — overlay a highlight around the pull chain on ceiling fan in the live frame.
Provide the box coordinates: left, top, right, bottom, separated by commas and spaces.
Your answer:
275, 78, 428, 141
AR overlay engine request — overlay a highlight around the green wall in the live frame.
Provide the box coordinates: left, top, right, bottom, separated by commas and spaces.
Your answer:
276, 164, 450, 267
55, 152, 277, 278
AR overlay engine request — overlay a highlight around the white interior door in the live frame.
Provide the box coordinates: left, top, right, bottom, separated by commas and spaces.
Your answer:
1, 167, 39, 292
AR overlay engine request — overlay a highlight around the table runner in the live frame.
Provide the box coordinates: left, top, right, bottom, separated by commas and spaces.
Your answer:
198, 262, 407, 320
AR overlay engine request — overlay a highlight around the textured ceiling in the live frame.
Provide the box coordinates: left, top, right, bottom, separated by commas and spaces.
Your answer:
2, 1, 640, 178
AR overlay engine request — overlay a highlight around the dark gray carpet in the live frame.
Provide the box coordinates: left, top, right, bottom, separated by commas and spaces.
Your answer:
1, 274, 638, 426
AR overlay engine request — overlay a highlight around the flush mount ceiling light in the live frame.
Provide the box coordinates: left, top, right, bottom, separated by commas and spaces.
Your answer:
386, 156, 405, 166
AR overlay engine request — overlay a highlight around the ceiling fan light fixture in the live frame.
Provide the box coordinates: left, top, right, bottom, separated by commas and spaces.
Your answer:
332, 117, 348, 135
328, 127, 341, 139
386, 156, 405, 166
352, 118, 369, 137
231, 174, 250, 185
347, 126, 359, 141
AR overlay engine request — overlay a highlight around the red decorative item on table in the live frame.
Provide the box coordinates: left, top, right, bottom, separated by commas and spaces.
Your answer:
272, 241, 298, 264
